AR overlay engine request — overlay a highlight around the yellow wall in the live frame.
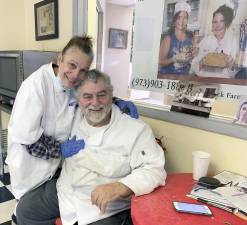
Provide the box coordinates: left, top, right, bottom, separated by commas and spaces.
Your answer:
0, 0, 73, 51
88, 0, 97, 39
1, 112, 9, 130
0, 1, 25, 49
142, 116, 247, 176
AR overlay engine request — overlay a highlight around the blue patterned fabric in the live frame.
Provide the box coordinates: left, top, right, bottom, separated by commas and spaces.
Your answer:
26, 134, 61, 159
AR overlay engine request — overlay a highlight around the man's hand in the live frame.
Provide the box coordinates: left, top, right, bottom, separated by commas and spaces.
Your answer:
91, 182, 133, 214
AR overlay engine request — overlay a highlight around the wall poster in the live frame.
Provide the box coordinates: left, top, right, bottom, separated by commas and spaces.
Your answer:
131, 0, 247, 102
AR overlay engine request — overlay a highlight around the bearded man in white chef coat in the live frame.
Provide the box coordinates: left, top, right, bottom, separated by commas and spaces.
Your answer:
16, 69, 166, 225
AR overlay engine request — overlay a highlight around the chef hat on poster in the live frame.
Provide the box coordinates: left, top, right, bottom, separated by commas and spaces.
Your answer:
225, 0, 238, 16
225, 1, 234, 9
174, 1, 191, 16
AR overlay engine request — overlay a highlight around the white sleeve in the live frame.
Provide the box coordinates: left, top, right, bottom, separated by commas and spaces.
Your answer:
119, 124, 166, 196
190, 37, 208, 74
230, 35, 239, 59
195, 37, 210, 61
8, 76, 45, 145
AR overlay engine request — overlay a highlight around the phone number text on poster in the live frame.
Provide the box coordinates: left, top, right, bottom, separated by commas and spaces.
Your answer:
132, 78, 178, 91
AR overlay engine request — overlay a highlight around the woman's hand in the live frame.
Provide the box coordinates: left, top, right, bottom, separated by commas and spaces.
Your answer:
225, 54, 235, 71
60, 136, 85, 158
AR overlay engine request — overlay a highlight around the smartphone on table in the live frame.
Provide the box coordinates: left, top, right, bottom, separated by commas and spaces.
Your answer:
173, 201, 212, 216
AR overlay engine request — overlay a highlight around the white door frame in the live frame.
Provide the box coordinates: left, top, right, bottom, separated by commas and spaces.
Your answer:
72, 0, 88, 35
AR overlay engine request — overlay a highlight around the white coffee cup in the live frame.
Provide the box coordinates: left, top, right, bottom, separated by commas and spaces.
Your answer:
192, 151, 211, 180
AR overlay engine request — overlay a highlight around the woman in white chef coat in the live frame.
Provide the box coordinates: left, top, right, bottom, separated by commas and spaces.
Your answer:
190, 4, 238, 78
6, 35, 94, 200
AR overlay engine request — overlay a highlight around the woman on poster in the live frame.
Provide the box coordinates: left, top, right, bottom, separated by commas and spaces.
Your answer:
158, 1, 193, 75
190, 4, 238, 78
234, 101, 247, 125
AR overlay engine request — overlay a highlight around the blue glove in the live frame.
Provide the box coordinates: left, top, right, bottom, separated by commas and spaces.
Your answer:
60, 136, 85, 158
115, 99, 139, 119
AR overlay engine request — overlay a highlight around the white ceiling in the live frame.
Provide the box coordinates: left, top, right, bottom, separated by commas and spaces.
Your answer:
106, 0, 136, 6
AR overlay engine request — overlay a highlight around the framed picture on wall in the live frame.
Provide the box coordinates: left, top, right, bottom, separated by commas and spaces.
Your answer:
34, 0, 59, 41
108, 28, 128, 49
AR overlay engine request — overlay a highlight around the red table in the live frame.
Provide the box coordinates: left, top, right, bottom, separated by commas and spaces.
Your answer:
131, 173, 247, 225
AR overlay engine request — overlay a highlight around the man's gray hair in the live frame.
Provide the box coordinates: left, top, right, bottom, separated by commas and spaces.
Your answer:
76, 69, 113, 97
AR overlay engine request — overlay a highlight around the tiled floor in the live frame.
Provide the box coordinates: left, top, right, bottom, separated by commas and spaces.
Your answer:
0, 166, 15, 225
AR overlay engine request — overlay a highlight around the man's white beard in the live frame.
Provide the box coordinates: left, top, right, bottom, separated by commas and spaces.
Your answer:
84, 104, 111, 126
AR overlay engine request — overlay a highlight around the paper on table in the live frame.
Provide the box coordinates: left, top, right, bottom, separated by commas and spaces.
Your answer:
215, 186, 247, 213
189, 171, 247, 212
214, 171, 247, 188
239, 180, 247, 189
189, 184, 235, 207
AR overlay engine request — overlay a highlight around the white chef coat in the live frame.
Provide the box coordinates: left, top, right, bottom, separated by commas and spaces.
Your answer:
57, 105, 166, 225
191, 30, 239, 78
6, 63, 77, 199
